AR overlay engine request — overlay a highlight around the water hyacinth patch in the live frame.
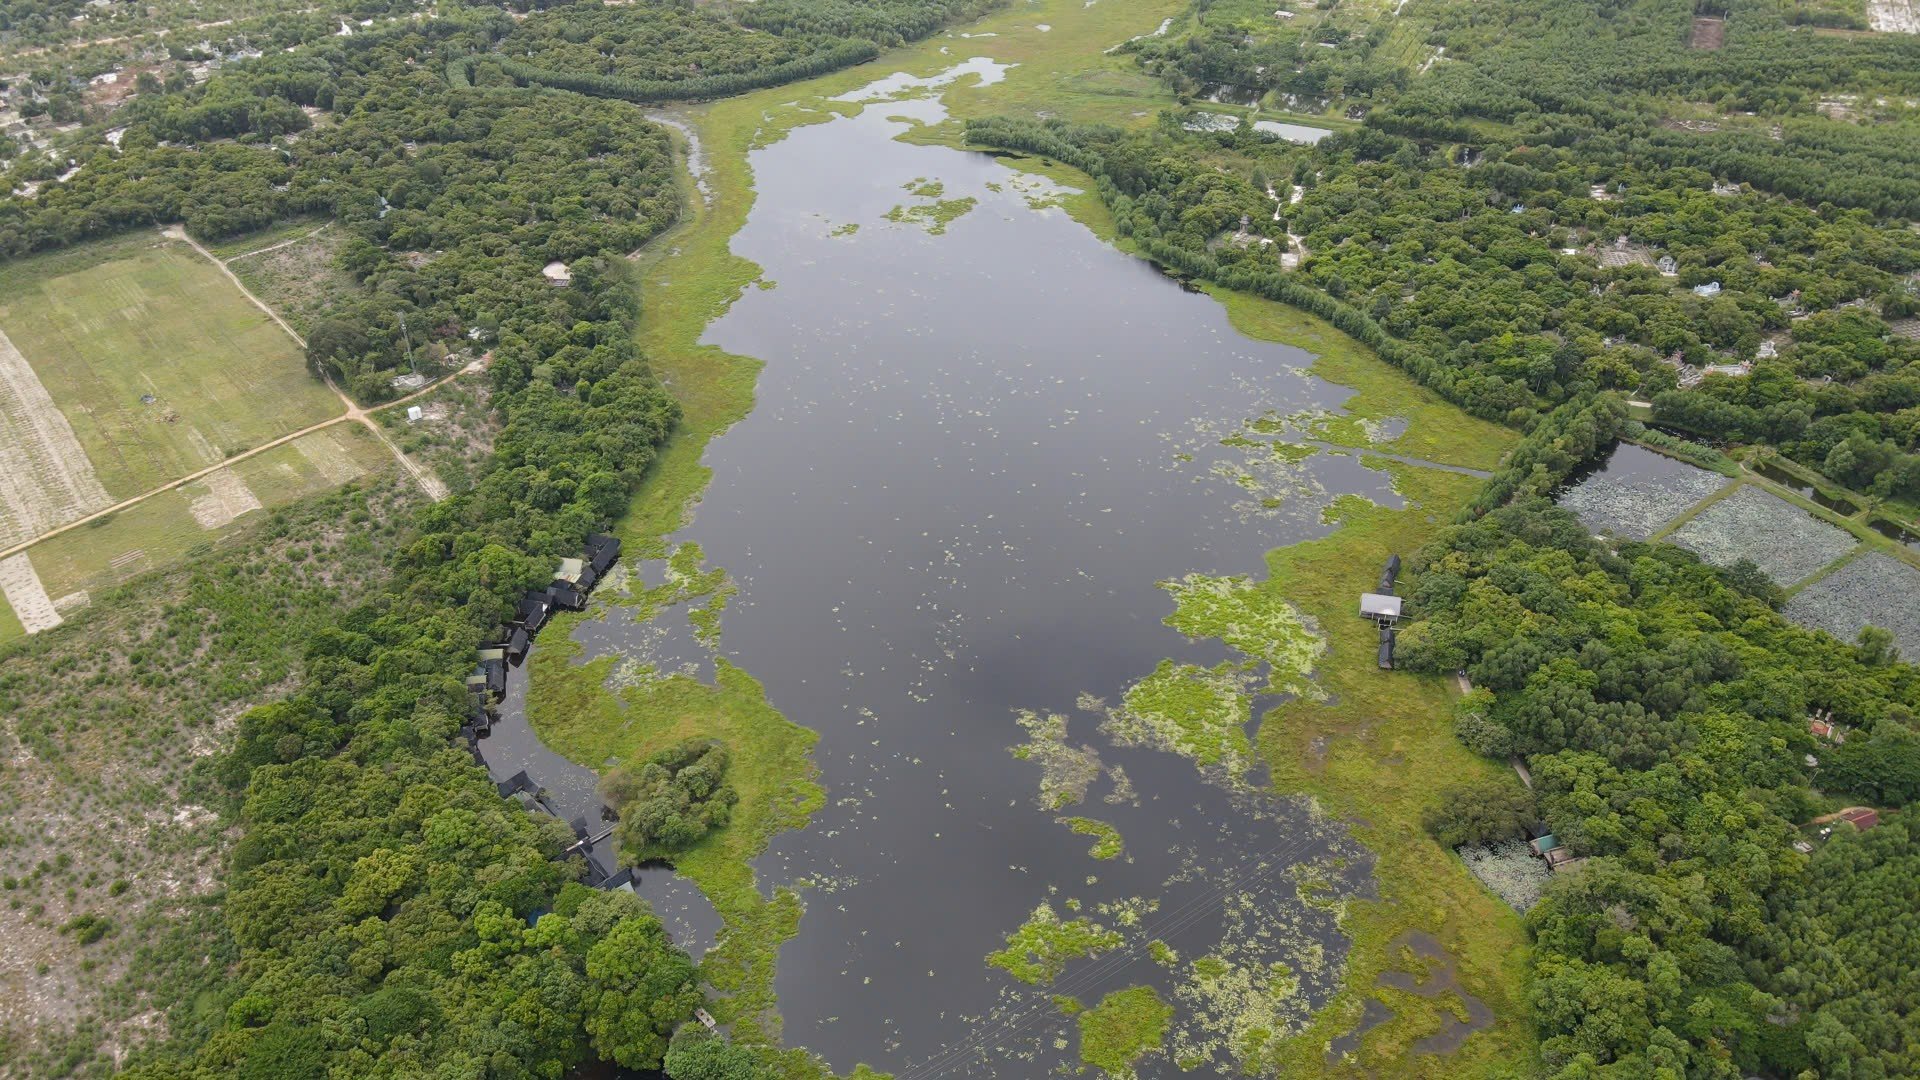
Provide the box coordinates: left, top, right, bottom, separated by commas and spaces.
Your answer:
1669, 485, 1858, 585
1097, 661, 1258, 781
1078, 985, 1174, 1079
1159, 573, 1325, 697
986, 902, 1125, 986
1785, 552, 1920, 661
1459, 841, 1552, 913
1557, 456, 1728, 540
1010, 709, 1111, 810
1059, 816, 1125, 860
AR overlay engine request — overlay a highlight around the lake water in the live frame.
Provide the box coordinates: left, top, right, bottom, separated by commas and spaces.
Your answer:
561, 83, 1435, 1075
1252, 119, 1332, 144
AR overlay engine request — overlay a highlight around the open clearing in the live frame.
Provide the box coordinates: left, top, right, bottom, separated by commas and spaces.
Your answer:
0, 325, 114, 549
1688, 16, 1726, 48
0, 232, 342, 503
24, 424, 395, 604
1868, 0, 1919, 32
0, 552, 63, 633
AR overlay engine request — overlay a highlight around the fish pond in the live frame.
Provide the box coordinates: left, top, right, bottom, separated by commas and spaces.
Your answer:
540, 77, 1463, 1076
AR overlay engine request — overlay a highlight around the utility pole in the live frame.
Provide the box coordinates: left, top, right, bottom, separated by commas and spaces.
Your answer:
398, 312, 418, 374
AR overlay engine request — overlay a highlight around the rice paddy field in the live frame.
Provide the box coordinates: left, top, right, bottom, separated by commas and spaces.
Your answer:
0, 423, 393, 647
1557, 443, 1730, 540
0, 231, 342, 503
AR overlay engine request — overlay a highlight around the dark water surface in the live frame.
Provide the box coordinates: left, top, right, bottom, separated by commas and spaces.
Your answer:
568, 87, 1429, 1075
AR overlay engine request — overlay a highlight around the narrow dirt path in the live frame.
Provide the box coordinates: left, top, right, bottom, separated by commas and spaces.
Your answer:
224, 221, 332, 262
0, 414, 358, 563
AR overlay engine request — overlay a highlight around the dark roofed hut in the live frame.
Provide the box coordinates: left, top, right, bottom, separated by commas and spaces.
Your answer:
575, 561, 600, 593
516, 591, 552, 633
505, 626, 530, 664
474, 657, 507, 699
496, 770, 534, 798
547, 581, 586, 611
1379, 554, 1402, 594
586, 533, 621, 576
1378, 626, 1395, 670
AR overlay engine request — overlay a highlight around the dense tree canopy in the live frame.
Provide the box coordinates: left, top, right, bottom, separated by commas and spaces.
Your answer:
1396, 498, 1920, 1077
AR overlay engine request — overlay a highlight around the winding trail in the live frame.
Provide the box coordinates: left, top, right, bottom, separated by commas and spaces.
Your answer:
0, 228, 479, 564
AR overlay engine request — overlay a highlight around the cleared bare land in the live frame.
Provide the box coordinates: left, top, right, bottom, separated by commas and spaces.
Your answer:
0, 234, 342, 503
0, 326, 114, 549
0, 552, 63, 633
1868, 0, 1920, 32
1688, 16, 1726, 48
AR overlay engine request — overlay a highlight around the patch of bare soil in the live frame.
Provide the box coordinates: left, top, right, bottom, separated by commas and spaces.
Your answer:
0, 326, 113, 549
1689, 16, 1726, 48
186, 467, 262, 529
1869, 0, 1920, 33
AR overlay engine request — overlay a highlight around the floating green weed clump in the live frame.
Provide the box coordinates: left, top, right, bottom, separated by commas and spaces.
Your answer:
630, 541, 736, 646
1160, 573, 1324, 697
1100, 660, 1257, 780
1010, 710, 1105, 810
987, 902, 1124, 986
1078, 986, 1174, 1078
1059, 816, 1124, 860
884, 196, 978, 234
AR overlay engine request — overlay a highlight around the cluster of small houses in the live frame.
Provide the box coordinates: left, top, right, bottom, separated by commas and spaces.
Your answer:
461, 532, 637, 890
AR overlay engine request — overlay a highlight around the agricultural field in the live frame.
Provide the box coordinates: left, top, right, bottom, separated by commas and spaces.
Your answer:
0, 231, 342, 528
1668, 484, 1860, 586
1787, 552, 1920, 660
1556, 443, 1730, 540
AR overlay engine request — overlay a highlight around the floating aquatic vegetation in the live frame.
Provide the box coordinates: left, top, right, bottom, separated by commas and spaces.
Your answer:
1459, 841, 1551, 913
634, 542, 734, 624
903, 177, 945, 197
1160, 573, 1325, 698
884, 195, 978, 235
1059, 816, 1125, 860
1078, 985, 1174, 1079
1097, 660, 1258, 781
1669, 485, 1857, 585
1010, 710, 1106, 810
986, 902, 1125, 986
1785, 551, 1920, 661
829, 222, 860, 238
1557, 456, 1727, 540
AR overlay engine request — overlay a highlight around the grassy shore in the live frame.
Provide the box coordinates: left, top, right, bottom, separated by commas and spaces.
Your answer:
1254, 466, 1536, 1076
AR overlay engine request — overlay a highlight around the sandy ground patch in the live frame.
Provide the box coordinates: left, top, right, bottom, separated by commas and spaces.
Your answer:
1869, 0, 1919, 32
295, 429, 365, 484
187, 467, 263, 529
0, 325, 112, 548
1688, 16, 1725, 48
0, 551, 62, 632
